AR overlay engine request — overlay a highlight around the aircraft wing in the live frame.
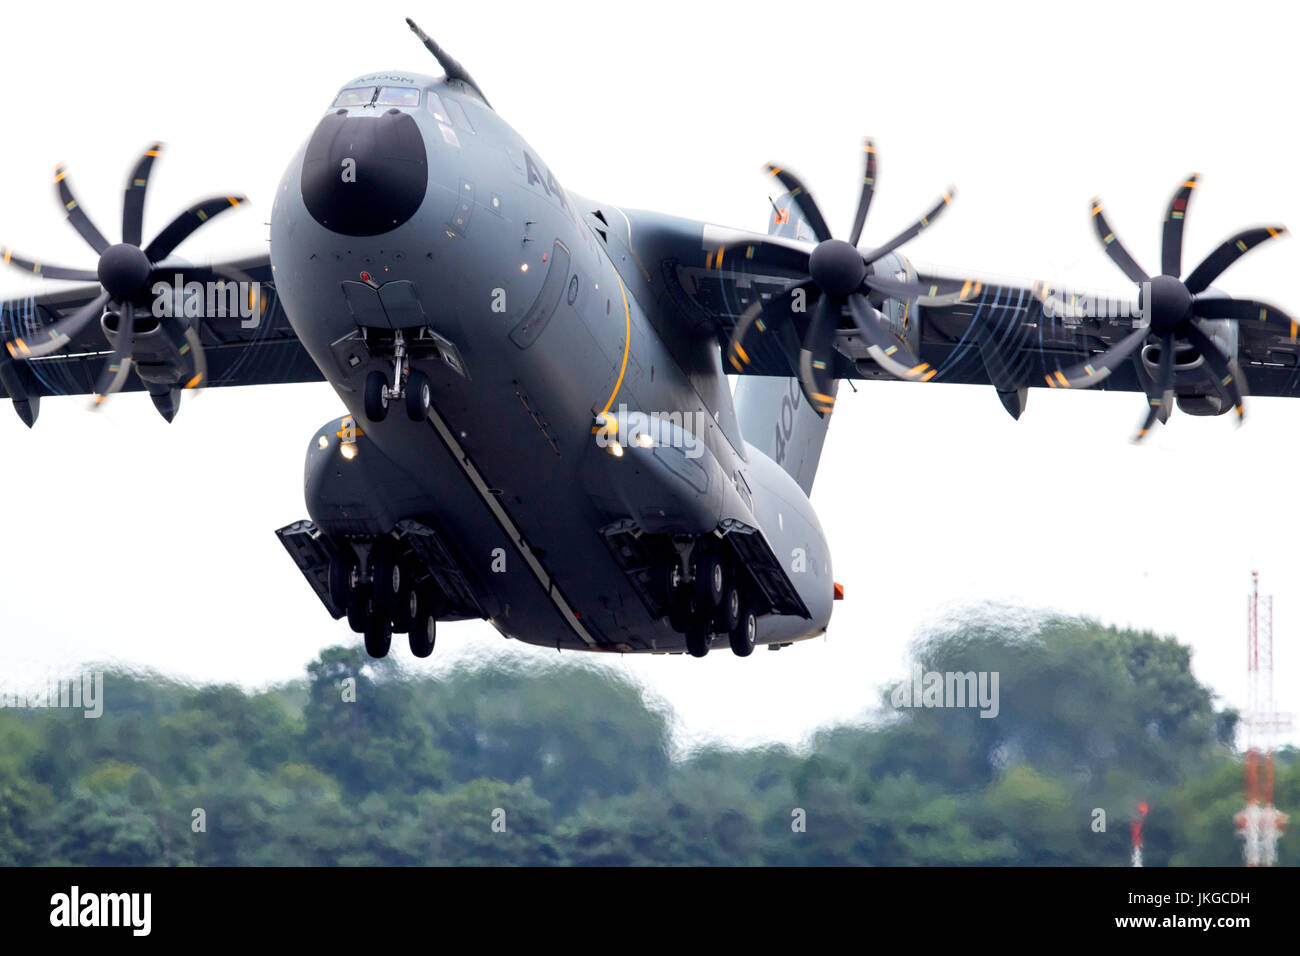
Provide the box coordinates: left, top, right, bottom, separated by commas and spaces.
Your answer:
599, 205, 1300, 420
0, 254, 322, 424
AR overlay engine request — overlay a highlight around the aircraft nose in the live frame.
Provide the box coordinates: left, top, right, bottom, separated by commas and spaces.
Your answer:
300, 108, 427, 236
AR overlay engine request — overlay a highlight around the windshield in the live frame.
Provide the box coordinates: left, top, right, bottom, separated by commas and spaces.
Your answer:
376, 86, 420, 107
332, 86, 376, 108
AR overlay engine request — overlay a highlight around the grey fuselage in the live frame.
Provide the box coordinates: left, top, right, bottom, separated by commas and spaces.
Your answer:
269, 70, 833, 653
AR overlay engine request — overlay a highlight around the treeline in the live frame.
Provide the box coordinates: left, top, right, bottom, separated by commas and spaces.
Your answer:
0, 611, 1293, 865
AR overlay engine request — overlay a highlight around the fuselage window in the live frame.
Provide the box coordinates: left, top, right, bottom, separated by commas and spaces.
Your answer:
376, 86, 421, 107
332, 86, 376, 108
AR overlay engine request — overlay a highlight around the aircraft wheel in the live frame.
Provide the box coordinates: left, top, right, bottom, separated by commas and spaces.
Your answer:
392, 574, 419, 634
716, 584, 741, 633
405, 369, 431, 422
363, 603, 392, 658
685, 615, 711, 658
729, 608, 757, 658
346, 583, 372, 634
328, 549, 357, 610
694, 551, 724, 608
409, 587, 440, 658
364, 370, 390, 423
369, 537, 401, 615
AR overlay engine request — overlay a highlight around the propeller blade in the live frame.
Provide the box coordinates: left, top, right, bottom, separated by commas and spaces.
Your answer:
1044, 324, 1150, 389
1184, 322, 1245, 423
865, 273, 984, 308
1131, 347, 1171, 425
1089, 198, 1149, 284
1194, 296, 1298, 339
91, 302, 135, 407
1183, 225, 1288, 294
861, 186, 957, 265
727, 280, 813, 372
5, 290, 110, 359
1160, 174, 1198, 277
763, 164, 833, 243
847, 138, 878, 248
796, 294, 840, 415
0, 246, 97, 281
122, 141, 164, 248
846, 292, 937, 382
143, 195, 247, 262
53, 164, 111, 255
1134, 333, 1176, 441
181, 325, 208, 393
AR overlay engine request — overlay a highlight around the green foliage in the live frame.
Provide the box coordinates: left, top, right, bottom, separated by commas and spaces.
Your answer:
0, 610, 1285, 865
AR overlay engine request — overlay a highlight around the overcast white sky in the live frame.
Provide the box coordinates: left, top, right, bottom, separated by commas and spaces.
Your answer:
0, 0, 1295, 752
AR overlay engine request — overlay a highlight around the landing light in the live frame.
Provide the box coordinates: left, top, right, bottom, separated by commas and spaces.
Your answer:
606, 440, 624, 458
520, 263, 529, 272
340, 441, 358, 461
317, 435, 329, 450
634, 432, 654, 448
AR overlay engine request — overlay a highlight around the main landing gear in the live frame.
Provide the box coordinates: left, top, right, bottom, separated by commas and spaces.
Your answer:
328, 535, 446, 659
663, 539, 759, 658
364, 330, 432, 424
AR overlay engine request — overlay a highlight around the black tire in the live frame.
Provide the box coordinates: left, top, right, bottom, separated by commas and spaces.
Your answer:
364, 370, 389, 423
685, 615, 710, 658
694, 550, 724, 608
716, 584, 741, 633
369, 537, 401, 614
729, 608, 757, 657
392, 574, 418, 633
409, 606, 436, 658
405, 368, 431, 422
363, 605, 392, 658
346, 583, 372, 634
327, 549, 357, 611
410, 587, 440, 658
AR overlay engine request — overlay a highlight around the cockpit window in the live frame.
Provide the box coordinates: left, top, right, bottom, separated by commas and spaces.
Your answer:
376, 86, 420, 107
444, 97, 474, 132
332, 86, 376, 108
426, 91, 449, 124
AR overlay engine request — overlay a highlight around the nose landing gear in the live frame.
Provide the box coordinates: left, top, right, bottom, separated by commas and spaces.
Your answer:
363, 330, 433, 424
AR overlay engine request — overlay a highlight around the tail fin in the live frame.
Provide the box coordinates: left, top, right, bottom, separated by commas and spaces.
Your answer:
736, 376, 835, 495
734, 189, 835, 495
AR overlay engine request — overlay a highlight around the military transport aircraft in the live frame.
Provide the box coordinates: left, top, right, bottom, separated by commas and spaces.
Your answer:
0, 19, 1294, 660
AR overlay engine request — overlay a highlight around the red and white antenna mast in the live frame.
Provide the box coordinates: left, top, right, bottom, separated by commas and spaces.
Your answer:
1235, 571, 1290, 866
1131, 802, 1148, 867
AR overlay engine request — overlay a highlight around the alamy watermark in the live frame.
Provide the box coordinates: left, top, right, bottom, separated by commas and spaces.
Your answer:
151, 275, 261, 328
594, 403, 706, 459
1036, 281, 1146, 322
891, 663, 999, 718
0, 671, 103, 718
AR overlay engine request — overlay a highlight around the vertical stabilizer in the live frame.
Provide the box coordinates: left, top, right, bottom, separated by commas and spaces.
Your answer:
734, 190, 835, 495
735, 375, 835, 495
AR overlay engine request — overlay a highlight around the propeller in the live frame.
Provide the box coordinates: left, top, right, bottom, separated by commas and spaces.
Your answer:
1039, 175, 1291, 441
724, 140, 980, 416
1, 142, 247, 409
